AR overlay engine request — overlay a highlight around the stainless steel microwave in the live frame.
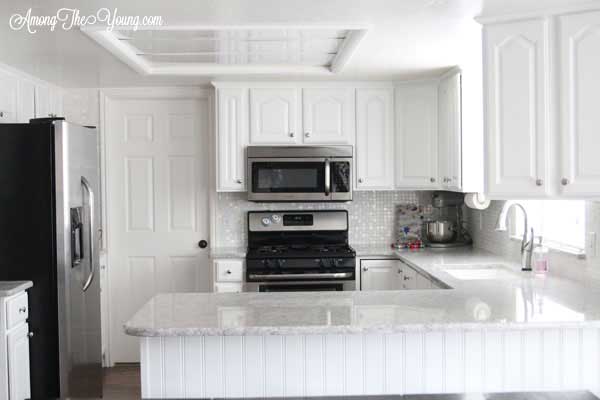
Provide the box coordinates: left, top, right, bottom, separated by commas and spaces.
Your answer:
247, 146, 353, 202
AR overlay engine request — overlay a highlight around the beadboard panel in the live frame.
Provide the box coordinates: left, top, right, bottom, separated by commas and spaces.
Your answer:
140, 329, 600, 398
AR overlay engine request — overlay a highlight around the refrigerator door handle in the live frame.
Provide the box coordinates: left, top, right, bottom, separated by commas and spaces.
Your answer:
81, 176, 95, 292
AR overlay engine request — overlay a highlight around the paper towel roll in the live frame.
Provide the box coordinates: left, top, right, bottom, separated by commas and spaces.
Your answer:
464, 193, 491, 210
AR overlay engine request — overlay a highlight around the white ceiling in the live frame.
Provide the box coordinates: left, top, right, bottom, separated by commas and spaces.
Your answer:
0, 0, 596, 88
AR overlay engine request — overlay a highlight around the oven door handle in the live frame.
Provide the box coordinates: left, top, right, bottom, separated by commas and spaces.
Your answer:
249, 272, 352, 280
324, 158, 331, 196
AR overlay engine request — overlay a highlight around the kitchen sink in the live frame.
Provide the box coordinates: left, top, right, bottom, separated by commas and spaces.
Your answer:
441, 264, 520, 280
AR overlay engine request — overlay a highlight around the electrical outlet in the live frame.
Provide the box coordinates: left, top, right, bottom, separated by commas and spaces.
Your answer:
588, 232, 597, 257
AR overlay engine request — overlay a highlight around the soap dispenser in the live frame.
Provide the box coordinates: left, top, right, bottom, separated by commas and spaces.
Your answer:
533, 236, 549, 275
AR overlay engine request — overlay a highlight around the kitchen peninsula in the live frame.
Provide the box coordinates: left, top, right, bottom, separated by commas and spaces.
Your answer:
125, 249, 600, 399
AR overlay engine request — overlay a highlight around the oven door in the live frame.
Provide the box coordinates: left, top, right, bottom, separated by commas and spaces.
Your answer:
248, 158, 330, 201
247, 280, 356, 292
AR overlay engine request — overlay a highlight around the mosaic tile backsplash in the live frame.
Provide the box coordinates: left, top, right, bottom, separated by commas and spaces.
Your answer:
215, 191, 429, 248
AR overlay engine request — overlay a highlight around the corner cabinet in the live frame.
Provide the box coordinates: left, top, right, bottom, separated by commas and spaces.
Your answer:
216, 88, 248, 191
438, 72, 463, 191
394, 82, 439, 189
480, 8, 600, 198
355, 88, 394, 190
1, 290, 32, 400
558, 11, 600, 197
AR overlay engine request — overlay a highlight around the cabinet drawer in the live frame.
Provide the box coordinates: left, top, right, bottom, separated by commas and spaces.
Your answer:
6, 292, 29, 330
215, 260, 244, 282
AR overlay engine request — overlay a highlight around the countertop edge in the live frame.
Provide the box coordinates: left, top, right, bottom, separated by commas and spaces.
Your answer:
0, 281, 33, 297
124, 320, 600, 337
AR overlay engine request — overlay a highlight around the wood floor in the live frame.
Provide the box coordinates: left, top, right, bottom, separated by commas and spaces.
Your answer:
101, 365, 598, 400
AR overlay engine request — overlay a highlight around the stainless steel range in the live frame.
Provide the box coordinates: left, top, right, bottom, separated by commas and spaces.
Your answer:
245, 210, 356, 292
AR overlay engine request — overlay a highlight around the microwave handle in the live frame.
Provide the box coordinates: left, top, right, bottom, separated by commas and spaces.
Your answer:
324, 159, 331, 196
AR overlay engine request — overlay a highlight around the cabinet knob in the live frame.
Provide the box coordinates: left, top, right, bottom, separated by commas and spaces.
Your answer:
305, 132, 311, 138
397, 269, 403, 274
358, 178, 364, 184
561, 178, 569, 186
28, 332, 34, 338
226, 270, 232, 275
289, 132, 295, 138
536, 178, 543, 186
19, 307, 27, 313
0, 111, 4, 118
362, 267, 368, 271
430, 177, 436, 183
404, 276, 410, 280
236, 179, 243, 184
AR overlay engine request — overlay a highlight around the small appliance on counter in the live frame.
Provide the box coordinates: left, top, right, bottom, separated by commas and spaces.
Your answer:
423, 191, 472, 248
245, 210, 356, 291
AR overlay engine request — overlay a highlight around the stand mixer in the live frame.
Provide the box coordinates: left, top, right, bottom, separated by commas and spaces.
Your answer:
423, 191, 472, 248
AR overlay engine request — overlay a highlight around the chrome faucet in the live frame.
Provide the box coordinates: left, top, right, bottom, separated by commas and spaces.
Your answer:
495, 202, 534, 271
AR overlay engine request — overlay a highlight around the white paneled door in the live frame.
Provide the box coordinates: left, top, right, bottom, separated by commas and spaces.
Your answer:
105, 97, 210, 363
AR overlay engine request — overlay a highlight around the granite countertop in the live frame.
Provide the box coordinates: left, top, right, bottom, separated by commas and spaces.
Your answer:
125, 248, 600, 337
0, 281, 33, 297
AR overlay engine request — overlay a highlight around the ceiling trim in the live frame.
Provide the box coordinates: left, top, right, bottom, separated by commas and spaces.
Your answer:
82, 24, 368, 76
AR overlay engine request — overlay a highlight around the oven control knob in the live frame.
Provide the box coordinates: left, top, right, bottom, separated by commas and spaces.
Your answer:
276, 259, 285, 268
271, 214, 281, 223
319, 259, 331, 268
261, 217, 271, 226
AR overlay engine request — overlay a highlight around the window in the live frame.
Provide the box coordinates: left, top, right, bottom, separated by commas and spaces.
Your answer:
511, 200, 586, 254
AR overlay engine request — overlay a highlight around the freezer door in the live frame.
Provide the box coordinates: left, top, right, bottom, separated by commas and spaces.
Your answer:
54, 121, 103, 398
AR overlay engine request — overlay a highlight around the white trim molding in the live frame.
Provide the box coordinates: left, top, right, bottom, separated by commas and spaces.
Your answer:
82, 25, 369, 77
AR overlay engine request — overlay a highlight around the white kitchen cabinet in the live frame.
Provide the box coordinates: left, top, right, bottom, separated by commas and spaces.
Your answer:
394, 82, 439, 189
212, 258, 245, 292
1, 289, 32, 400
216, 88, 248, 191
7, 324, 30, 400
482, 19, 551, 197
360, 259, 399, 291
558, 11, 600, 197
0, 69, 18, 123
17, 80, 35, 123
399, 263, 418, 289
302, 88, 354, 144
250, 88, 299, 144
438, 72, 462, 191
355, 88, 394, 190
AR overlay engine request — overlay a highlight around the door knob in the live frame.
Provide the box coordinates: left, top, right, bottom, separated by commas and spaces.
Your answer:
198, 240, 208, 249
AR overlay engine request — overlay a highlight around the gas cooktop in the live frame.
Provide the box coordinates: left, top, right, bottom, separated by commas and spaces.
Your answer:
247, 244, 356, 259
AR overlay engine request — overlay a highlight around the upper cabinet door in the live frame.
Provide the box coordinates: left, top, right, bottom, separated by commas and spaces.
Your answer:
395, 83, 439, 189
438, 73, 463, 191
217, 88, 248, 191
484, 20, 550, 197
355, 88, 394, 190
249, 88, 299, 144
302, 88, 354, 144
558, 11, 600, 196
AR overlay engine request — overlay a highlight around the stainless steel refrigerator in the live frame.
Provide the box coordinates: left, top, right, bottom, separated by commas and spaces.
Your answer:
0, 118, 103, 398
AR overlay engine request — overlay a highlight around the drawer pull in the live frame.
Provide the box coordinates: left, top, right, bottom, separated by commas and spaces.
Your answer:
19, 307, 27, 313
226, 270, 232, 275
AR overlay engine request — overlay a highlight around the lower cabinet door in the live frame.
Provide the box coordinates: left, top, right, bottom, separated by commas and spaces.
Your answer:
8, 323, 31, 400
361, 259, 399, 291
